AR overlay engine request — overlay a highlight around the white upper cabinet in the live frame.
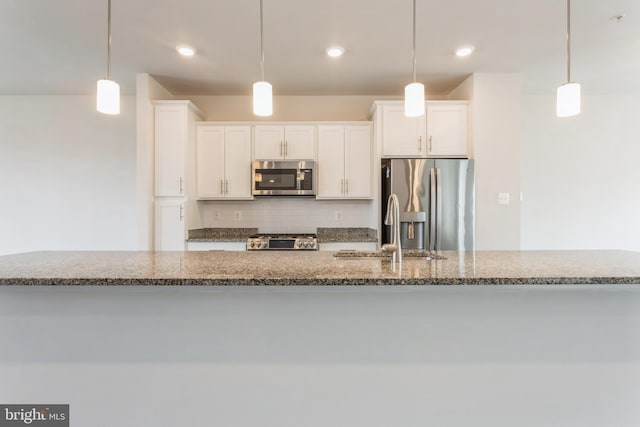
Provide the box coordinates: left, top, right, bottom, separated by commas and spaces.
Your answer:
426, 101, 469, 158
317, 125, 372, 199
373, 100, 470, 158
254, 125, 315, 160
378, 102, 426, 158
196, 124, 252, 200
154, 101, 202, 196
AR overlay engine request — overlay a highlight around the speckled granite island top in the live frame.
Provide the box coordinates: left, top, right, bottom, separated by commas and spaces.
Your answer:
0, 250, 639, 286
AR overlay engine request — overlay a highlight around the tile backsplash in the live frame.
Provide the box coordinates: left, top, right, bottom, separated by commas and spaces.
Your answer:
196, 198, 373, 234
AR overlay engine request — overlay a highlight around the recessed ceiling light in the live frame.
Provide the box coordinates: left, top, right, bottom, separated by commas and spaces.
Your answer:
455, 46, 475, 57
177, 46, 196, 57
326, 46, 345, 58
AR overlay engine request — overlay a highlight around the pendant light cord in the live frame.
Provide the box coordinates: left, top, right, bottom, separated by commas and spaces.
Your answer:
260, 0, 265, 82
107, 0, 112, 80
566, 0, 571, 83
411, 0, 416, 83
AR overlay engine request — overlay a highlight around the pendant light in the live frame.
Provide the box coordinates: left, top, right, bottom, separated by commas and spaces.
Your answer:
556, 0, 580, 117
404, 0, 424, 117
96, 0, 120, 115
253, 0, 273, 116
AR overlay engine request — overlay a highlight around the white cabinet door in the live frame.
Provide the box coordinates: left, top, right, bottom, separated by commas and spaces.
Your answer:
224, 126, 252, 199
426, 102, 469, 157
284, 126, 315, 159
155, 199, 185, 251
254, 125, 315, 160
317, 126, 345, 198
196, 126, 225, 199
381, 104, 426, 157
344, 126, 372, 198
155, 106, 186, 196
254, 126, 285, 160
196, 125, 252, 200
317, 125, 372, 200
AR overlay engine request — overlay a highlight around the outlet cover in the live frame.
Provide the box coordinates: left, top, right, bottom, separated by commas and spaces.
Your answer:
334, 211, 343, 221
234, 211, 242, 221
498, 193, 510, 205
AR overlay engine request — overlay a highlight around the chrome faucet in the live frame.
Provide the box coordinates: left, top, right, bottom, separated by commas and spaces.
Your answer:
381, 194, 402, 265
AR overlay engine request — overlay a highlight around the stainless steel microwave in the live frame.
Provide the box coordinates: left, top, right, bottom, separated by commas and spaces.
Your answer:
252, 160, 315, 196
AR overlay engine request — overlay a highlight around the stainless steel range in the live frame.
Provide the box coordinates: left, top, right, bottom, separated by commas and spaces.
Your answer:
247, 233, 318, 251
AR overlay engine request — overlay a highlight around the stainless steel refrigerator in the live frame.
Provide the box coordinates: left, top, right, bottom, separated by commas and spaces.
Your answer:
381, 159, 475, 251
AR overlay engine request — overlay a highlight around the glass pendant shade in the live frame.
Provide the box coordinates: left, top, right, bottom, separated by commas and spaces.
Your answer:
404, 82, 425, 117
556, 82, 581, 117
96, 79, 120, 115
253, 81, 273, 116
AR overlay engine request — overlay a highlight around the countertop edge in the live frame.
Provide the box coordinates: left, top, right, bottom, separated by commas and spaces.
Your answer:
2, 277, 640, 286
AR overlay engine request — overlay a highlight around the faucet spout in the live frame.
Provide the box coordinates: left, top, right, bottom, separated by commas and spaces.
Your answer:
381, 194, 402, 265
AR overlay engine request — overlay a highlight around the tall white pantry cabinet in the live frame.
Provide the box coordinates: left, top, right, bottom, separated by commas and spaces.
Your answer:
153, 101, 203, 251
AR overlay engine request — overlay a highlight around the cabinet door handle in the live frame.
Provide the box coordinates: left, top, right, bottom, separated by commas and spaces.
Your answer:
220, 179, 224, 195
418, 136, 422, 153
179, 204, 184, 221
179, 177, 184, 194
280, 141, 284, 156
285, 141, 288, 157
428, 136, 433, 153
341, 179, 344, 194
225, 180, 229, 195
345, 180, 349, 195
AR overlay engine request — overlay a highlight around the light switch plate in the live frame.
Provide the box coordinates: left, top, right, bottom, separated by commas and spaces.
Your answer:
498, 193, 510, 205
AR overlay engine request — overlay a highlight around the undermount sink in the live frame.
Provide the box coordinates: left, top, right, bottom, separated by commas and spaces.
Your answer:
333, 250, 446, 260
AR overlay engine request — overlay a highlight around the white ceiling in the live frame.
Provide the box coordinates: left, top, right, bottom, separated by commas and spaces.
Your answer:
1, 0, 639, 96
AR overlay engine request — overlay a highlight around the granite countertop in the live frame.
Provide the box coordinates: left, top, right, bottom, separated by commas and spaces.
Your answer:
187, 228, 377, 243
187, 228, 258, 242
1, 250, 639, 286
317, 228, 377, 242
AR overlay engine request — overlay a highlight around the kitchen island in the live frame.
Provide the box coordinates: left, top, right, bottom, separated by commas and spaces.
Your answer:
1, 250, 640, 427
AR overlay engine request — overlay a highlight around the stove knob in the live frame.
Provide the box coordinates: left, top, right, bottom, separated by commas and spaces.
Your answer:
303, 241, 309, 248
297, 241, 303, 248
249, 242, 255, 248
310, 241, 316, 248
257, 242, 264, 249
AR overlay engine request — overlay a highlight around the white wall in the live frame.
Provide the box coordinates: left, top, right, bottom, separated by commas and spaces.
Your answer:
468, 74, 522, 250
0, 95, 137, 255
520, 94, 640, 251
136, 74, 174, 250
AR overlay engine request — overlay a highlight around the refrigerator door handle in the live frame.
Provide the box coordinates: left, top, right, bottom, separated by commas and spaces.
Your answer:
436, 167, 442, 252
429, 167, 436, 252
